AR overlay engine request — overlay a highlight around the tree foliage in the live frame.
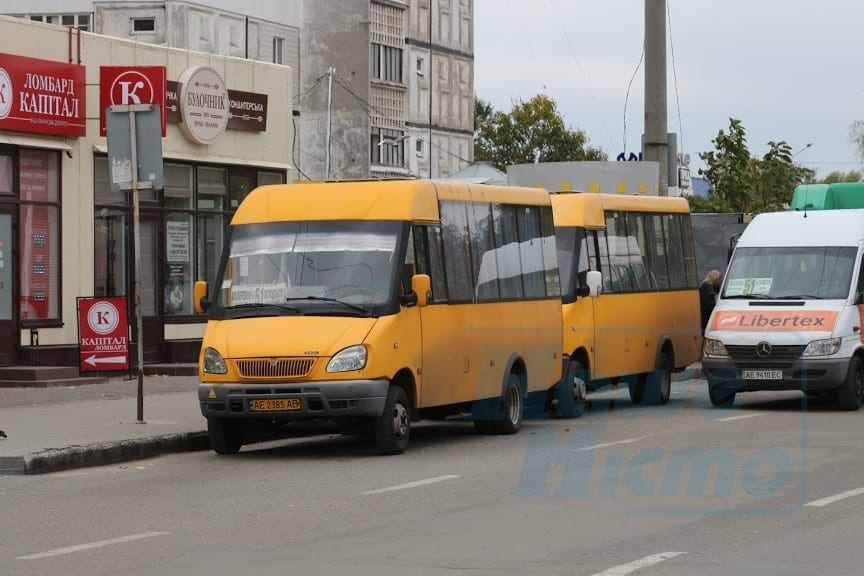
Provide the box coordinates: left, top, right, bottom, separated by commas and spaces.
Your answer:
474, 94, 606, 171
820, 169, 862, 183
690, 118, 814, 214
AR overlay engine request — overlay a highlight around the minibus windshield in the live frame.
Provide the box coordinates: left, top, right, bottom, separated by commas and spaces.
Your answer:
215, 220, 401, 316
723, 246, 857, 300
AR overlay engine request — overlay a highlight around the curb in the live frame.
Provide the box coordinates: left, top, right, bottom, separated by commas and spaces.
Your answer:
1, 431, 211, 475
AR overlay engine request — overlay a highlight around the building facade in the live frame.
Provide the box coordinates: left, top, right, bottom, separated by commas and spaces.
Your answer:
6, 0, 475, 182
0, 15, 293, 368
297, 0, 474, 181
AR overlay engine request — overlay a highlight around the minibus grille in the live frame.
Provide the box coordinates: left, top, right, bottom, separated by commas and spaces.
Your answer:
235, 358, 315, 379
725, 344, 806, 367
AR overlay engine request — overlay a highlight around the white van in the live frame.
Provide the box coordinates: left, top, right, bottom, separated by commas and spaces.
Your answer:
702, 209, 864, 409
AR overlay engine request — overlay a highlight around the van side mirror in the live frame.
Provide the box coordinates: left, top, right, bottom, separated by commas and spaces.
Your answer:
856, 292, 864, 306
411, 274, 431, 307
585, 270, 602, 298
194, 280, 210, 313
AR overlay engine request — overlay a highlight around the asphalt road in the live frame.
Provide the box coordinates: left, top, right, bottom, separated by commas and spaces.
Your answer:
3, 376, 864, 575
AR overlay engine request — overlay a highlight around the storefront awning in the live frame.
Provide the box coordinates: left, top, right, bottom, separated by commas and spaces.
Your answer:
92, 145, 293, 172
0, 133, 73, 153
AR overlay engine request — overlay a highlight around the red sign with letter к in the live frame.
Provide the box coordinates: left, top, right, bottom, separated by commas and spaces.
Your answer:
78, 297, 130, 372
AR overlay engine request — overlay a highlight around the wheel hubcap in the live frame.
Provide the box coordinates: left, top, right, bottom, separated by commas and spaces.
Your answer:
507, 386, 521, 424
573, 377, 587, 402
393, 403, 409, 438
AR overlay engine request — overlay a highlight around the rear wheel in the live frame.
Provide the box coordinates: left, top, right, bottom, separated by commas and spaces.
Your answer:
374, 386, 411, 455
642, 351, 673, 405
836, 356, 864, 411
208, 418, 244, 455
628, 375, 646, 405
495, 375, 524, 435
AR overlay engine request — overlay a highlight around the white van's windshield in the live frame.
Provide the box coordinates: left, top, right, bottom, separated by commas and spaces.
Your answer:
723, 246, 857, 300
214, 220, 401, 316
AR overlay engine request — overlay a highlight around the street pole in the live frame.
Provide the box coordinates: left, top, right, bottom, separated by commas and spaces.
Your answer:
644, 0, 669, 196
129, 106, 145, 423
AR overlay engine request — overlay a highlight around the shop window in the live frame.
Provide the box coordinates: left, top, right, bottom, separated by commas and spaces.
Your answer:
94, 208, 128, 298
257, 171, 285, 186
164, 212, 194, 316
164, 164, 193, 210
0, 155, 12, 194
197, 166, 226, 211
18, 150, 60, 323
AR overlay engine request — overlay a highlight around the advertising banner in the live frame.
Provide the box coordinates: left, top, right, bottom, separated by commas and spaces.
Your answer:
77, 296, 130, 372
0, 52, 86, 137
99, 66, 167, 136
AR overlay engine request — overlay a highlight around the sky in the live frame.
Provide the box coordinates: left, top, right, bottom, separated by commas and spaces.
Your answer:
474, 0, 864, 179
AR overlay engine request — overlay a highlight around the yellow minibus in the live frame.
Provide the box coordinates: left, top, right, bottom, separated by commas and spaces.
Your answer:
193, 180, 564, 455
550, 192, 702, 409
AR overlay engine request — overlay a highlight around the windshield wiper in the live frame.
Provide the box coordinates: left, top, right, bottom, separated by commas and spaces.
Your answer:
723, 294, 775, 300
285, 296, 370, 315
225, 302, 302, 316
780, 294, 825, 300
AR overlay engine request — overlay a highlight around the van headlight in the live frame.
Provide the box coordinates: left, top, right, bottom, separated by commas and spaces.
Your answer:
802, 338, 842, 357
703, 338, 729, 358
203, 347, 228, 374
327, 345, 367, 372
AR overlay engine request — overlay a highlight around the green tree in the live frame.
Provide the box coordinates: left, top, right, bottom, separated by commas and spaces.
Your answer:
820, 169, 862, 183
474, 94, 606, 171
691, 119, 814, 213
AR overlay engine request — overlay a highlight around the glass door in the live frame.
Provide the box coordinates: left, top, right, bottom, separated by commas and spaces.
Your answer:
0, 209, 16, 365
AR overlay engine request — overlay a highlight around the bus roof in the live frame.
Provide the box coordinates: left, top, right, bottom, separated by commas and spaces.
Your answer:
790, 182, 864, 211
230, 180, 552, 225
550, 192, 691, 228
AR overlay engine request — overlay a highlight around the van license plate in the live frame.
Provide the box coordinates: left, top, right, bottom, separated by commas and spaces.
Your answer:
249, 398, 302, 412
742, 370, 782, 380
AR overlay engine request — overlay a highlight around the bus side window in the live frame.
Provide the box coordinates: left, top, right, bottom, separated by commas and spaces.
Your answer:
411, 225, 448, 303
575, 229, 591, 292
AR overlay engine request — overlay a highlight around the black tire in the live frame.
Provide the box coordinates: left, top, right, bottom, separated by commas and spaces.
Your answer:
836, 356, 863, 411
208, 418, 244, 455
708, 382, 736, 408
473, 419, 496, 434
554, 361, 587, 418
494, 375, 524, 435
642, 352, 673, 406
628, 375, 645, 405
374, 386, 411, 455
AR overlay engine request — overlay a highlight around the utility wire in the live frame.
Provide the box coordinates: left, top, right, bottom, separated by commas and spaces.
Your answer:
332, 74, 472, 166
505, 0, 546, 92
548, 0, 617, 153
623, 50, 644, 156
667, 0, 684, 157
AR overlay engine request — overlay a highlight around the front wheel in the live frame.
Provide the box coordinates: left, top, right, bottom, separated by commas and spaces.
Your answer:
642, 352, 673, 405
708, 382, 736, 408
554, 361, 587, 418
836, 356, 864, 411
208, 418, 244, 455
374, 386, 411, 455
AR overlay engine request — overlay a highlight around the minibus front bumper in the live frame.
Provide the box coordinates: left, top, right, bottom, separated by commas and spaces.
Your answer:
198, 379, 389, 419
702, 356, 850, 392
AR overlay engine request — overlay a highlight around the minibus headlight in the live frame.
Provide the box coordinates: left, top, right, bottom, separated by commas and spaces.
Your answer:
203, 347, 228, 374
703, 338, 729, 358
802, 338, 842, 357
327, 345, 367, 373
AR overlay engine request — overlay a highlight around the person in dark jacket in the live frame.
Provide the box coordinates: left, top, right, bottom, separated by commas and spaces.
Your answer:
700, 269, 723, 332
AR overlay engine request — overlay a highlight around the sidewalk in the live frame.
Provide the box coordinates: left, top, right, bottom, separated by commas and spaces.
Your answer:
0, 374, 209, 475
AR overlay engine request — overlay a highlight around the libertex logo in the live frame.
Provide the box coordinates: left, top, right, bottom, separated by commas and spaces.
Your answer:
711, 310, 838, 332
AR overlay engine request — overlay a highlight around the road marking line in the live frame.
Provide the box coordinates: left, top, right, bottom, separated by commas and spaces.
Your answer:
16, 531, 169, 560
575, 435, 653, 452
362, 474, 460, 495
805, 487, 864, 508
716, 412, 766, 422
589, 551, 687, 576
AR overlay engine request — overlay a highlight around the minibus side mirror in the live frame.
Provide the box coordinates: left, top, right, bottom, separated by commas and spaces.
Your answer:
194, 280, 210, 313
411, 274, 431, 307
585, 270, 602, 298
399, 290, 418, 307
